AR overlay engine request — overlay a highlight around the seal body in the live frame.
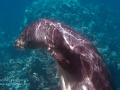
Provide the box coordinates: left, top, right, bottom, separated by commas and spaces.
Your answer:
14, 18, 116, 90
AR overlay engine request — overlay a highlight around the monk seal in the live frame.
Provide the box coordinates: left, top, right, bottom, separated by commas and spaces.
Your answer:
14, 18, 116, 90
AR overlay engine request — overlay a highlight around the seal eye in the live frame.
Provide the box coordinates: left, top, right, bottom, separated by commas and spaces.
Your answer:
27, 41, 34, 48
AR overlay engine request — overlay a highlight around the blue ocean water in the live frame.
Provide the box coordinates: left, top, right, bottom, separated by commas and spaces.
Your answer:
0, 0, 120, 90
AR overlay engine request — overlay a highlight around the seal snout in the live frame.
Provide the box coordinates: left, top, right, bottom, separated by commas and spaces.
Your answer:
14, 39, 25, 49
14, 39, 19, 48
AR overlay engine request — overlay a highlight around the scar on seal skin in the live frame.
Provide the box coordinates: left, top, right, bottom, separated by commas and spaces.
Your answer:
14, 18, 116, 90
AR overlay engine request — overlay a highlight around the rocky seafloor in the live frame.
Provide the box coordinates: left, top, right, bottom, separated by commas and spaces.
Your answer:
0, 0, 120, 90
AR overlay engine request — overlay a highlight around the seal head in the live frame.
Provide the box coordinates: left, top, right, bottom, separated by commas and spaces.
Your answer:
14, 20, 47, 49
14, 19, 116, 90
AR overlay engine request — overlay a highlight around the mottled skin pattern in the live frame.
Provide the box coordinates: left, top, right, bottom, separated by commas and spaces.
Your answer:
14, 19, 116, 90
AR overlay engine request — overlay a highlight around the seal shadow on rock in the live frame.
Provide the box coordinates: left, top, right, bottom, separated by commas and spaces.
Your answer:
14, 18, 116, 90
